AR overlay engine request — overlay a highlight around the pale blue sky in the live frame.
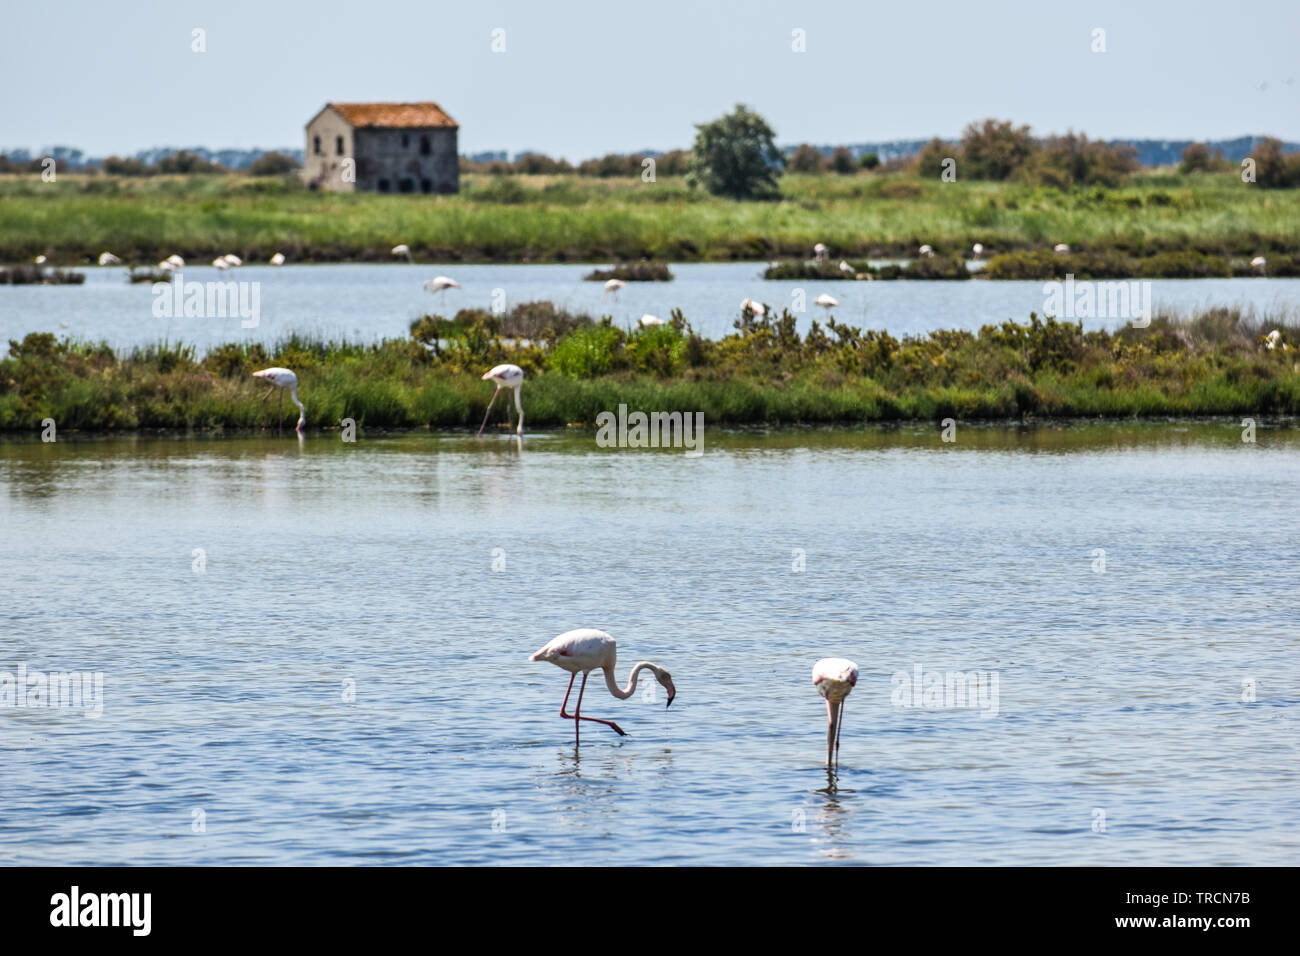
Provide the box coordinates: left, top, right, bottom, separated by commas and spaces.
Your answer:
2, 0, 1297, 158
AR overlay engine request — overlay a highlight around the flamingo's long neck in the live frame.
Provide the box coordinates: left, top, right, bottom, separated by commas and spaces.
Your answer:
602, 661, 658, 700
290, 387, 305, 426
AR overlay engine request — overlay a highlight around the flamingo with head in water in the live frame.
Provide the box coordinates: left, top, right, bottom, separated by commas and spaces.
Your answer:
813, 657, 858, 768
477, 363, 524, 436
252, 367, 305, 436
530, 628, 675, 745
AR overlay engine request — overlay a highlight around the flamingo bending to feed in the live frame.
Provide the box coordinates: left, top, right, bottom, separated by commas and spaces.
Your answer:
740, 298, 766, 316
477, 363, 524, 436
1251, 256, 1267, 275
1053, 243, 1070, 254
98, 252, 121, 266
530, 628, 675, 745
391, 244, 412, 262
252, 367, 305, 436
814, 293, 839, 310
918, 244, 934, 258
269, 252, 286, 266
222, 254, 242, 267
423, 275, 460, 299
813, 242, 829, 261
34, 255, 46, 264
639, 314, 665, 327
602, 278, 626, 301
839, 260, 855, 275
213, 258, 230, 270
813, 657, 858, 767
166, 254, 185, 268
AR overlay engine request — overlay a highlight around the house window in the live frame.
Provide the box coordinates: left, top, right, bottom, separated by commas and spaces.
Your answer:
419, 135, 431, 156
336, 136, 344, 155
398, 178, 414, 193
401, 133, 410, 149
377, 179, 390, 192
313, 135, 322, 155
420, 179, 432, 193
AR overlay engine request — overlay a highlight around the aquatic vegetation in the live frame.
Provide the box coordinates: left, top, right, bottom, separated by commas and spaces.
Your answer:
3, 304, 1299, 432
584, 262, 674, 281
0, 264, 85, 285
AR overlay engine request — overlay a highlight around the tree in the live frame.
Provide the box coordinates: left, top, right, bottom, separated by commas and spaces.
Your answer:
248, 151, 301, 176
156, 150, 219, 174
859, 152, 880, 170
788, 143, 826, 173
687, 104, 783, 199
1251, 137, 1300, 189
829, 147, 856, 174
960, 118, 1035, 180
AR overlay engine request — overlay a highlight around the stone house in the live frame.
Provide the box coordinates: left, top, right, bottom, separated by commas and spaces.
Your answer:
304, 102, 459, 194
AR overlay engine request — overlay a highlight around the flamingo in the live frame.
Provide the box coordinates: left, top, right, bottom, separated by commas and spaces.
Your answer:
813, 657, 858, 768
814, 293, 839, 310
269, 252, 286, 266
477, 363, 524, 437
1265, 330, 1286, 351
1251, 256, 1267, 275
33, 255, 46, 264
530, 628, 675, 745
222, 254, 242, 267
813, 242, 829, 262
252, 367, 305, 436
740, 298, 766, 316
422, 276, 461, 300
98, 252, 121, 266
212, 258, 230, 270
839, 260, 855, 275
158, 260, 177, 272
602, 278, 626, 301
391, 244, 412, 262
639, 314, 665, 327
1053, 243, 1070, 254
972, 243, 984, 259
166, 254, 185, 268
918, 244, 934, 258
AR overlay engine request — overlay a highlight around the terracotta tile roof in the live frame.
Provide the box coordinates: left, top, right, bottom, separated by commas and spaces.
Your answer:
328, 102, 458, 129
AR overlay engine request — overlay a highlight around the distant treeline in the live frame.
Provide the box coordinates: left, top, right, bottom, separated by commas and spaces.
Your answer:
0, 150, 302, 177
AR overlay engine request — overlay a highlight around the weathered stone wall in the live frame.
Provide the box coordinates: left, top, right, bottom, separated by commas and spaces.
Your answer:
353, 127, 459, 194
303, 108, 356, 192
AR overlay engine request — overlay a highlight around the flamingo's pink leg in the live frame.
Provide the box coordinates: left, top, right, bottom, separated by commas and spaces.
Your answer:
476, 386, 501, 437
260, 386, 275, 431
558, 672, 576, 717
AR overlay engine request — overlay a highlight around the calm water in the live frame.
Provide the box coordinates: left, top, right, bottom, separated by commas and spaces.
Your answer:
2, 424, 1298, 865
2, 262, 1298, 351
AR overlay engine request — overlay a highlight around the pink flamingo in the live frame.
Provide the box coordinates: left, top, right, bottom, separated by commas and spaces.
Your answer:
813, 657, 858, 767
476, 363, 524, 436
252, 367, 305, 436
530, 628, 675, 745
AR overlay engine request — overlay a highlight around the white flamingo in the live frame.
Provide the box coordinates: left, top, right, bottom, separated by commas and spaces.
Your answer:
813, 657, 858, 767
422, 276, 461, 300
252, 367, 305, 436
33, 255, 46, 264
158, 260, 177, 272
98, 252, 121, 266
1265, 330, 1286, 351
269, 252, 286, 266
212, 258, 230, 270
391, 244, 412, 262
602, 278, 626, 301
1251, 256, 1267, 275
813, 242, 829, 261
1053, 243, 1070, 254
972, 243, 984, 259
814, 293, 839, 310
530, 628, 675, 745
166, 254, 185, 268
639, 314, 665, 327
918, 244, 934, 258
477, 363, 524, 437
839, 260, 855, 275
740, 298, 766, 316
221, 254, 242, 267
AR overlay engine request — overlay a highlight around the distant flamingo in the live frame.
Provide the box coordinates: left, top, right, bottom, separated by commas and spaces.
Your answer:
222, 254, 242, 267
530, 628, 675, 745
972, 243, 984, 259
740, 298, 766, 316
269, 252, 286, 266
839, 260, 855, 275
33, 255, 46, 265
158, 260, 177, 273
391, 244, 412, 262
422, 275, 460, 300
918, 244, 934, 258
212, 258, 230, 270
166, 254, 185, 268
1053, 243, 1070, 254
252, 367, 305, 436
814, 293, 839, 310
477, 363, 524, 436
602, 278, 626, 301
814, 242, 829, 261
813, 657, 858, 767
98, 252, 121, 266
1251, 256, 1267, 275
639, 314, 665, 327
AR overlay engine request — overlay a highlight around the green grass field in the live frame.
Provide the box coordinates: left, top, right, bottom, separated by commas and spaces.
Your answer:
4, 305, 1299, 432
2, 169, 1297, 265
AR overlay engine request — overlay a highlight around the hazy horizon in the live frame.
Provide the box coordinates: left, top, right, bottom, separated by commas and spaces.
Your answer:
2, 0, 1297, 159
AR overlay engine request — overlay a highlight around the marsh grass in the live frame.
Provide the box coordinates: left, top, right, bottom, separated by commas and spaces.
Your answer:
4, 304, 1299, 432
2, 170, 1296, 264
